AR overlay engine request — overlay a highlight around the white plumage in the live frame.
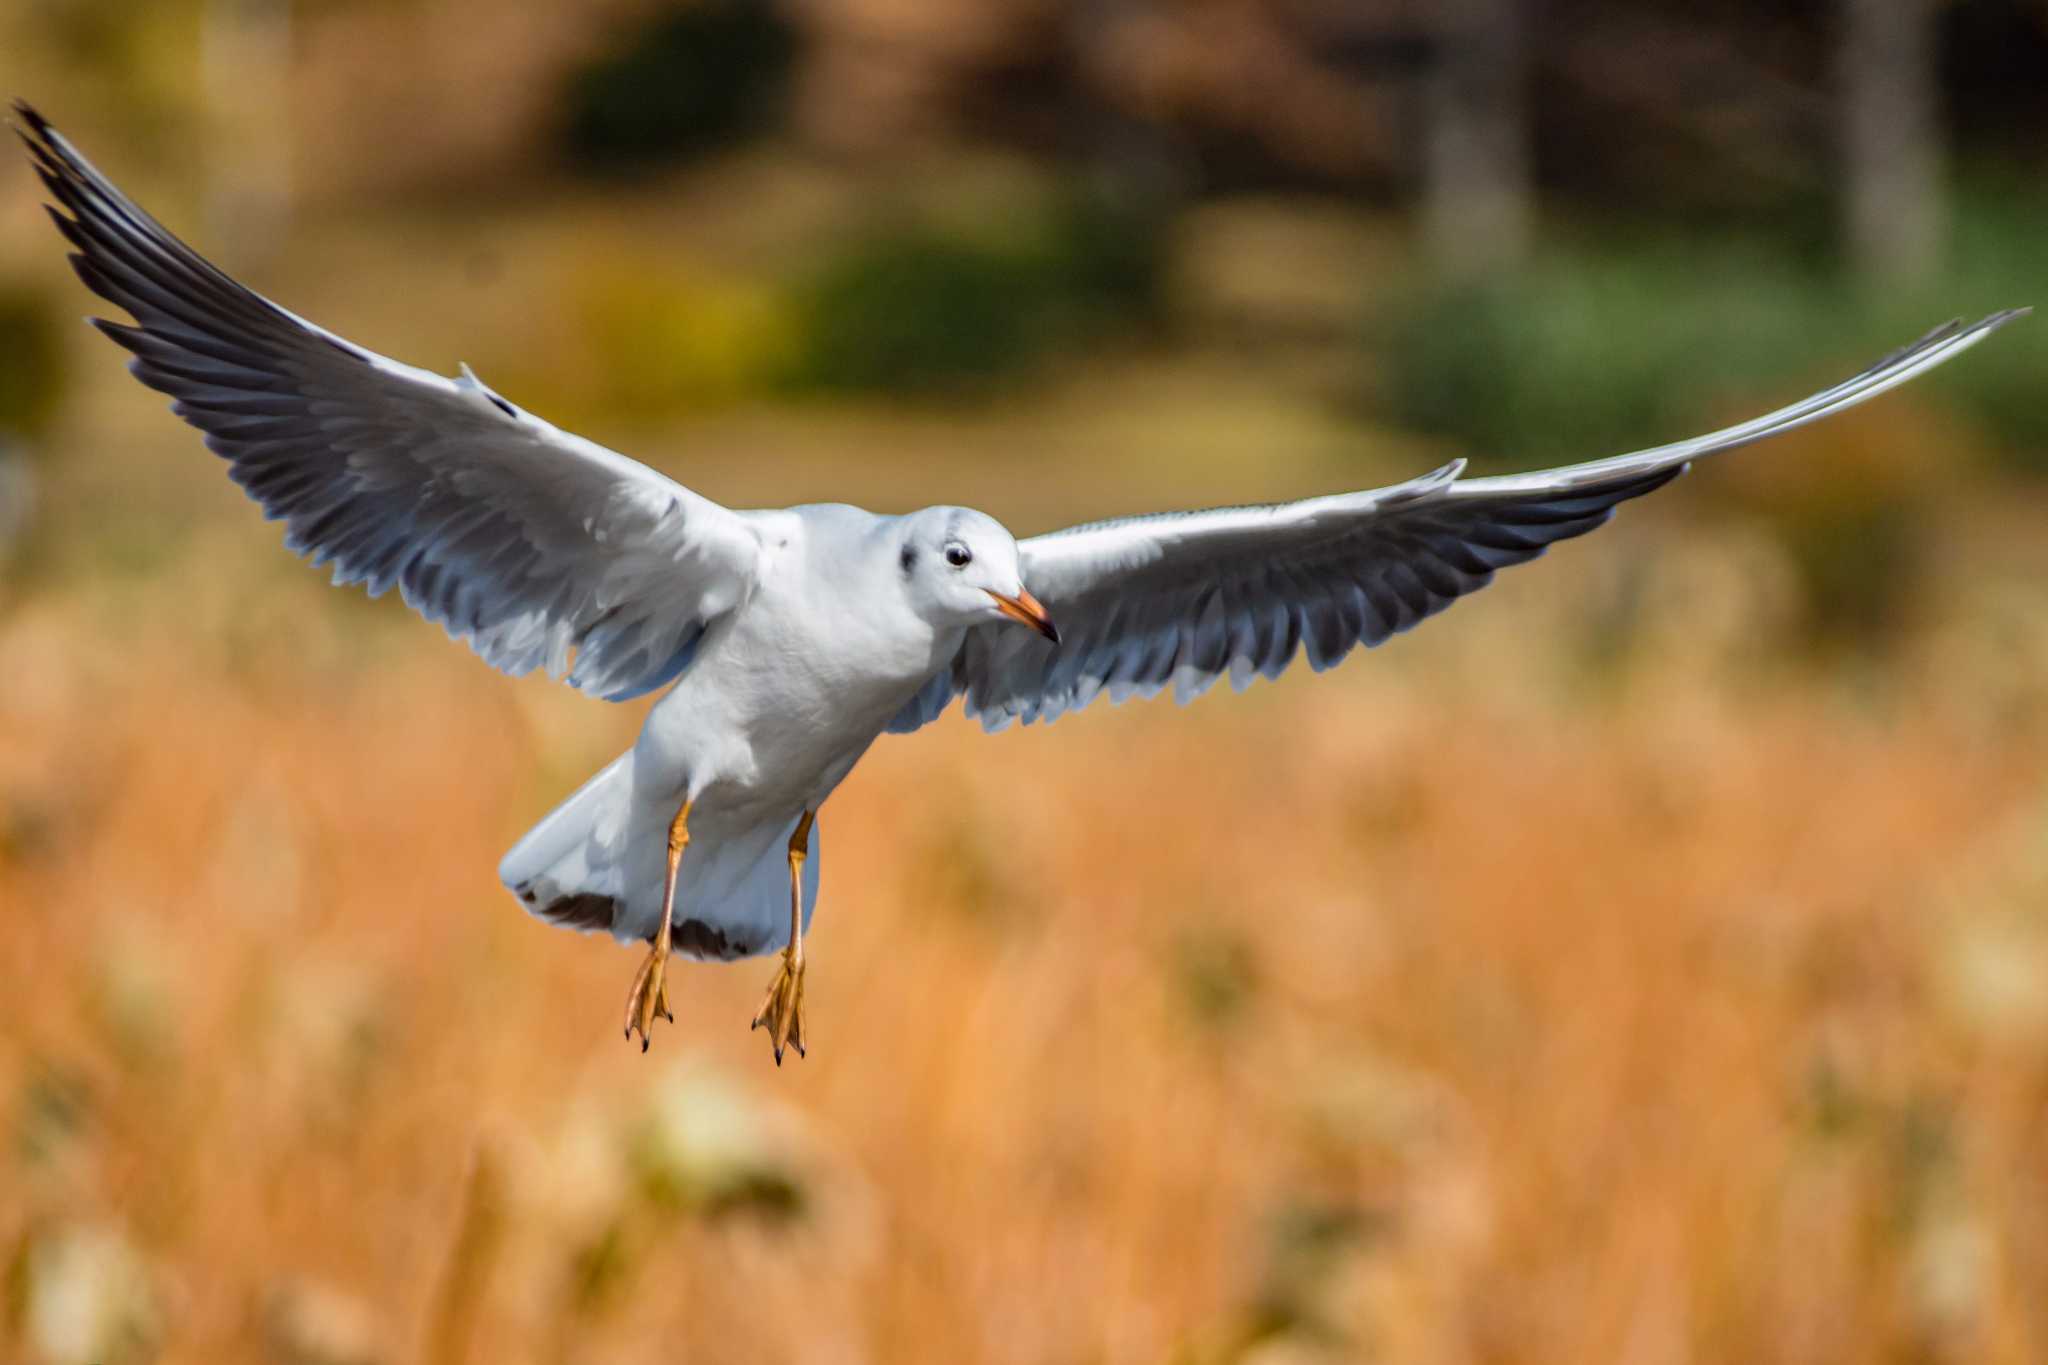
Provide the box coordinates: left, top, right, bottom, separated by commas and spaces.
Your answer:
20, 100, 2025, 1055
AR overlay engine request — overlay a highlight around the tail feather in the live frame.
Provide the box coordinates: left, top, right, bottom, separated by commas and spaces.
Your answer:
500, 751, 638, 935
499, 750, 821, 959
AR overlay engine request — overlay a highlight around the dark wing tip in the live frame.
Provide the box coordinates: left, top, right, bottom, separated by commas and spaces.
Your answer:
11, 101, 60, 165
1952, 308, 2029, 348
14, 105, 79, 204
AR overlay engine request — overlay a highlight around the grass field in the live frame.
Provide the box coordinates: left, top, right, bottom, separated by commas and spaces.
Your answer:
3, 158, 2048, 1359
7, 345, 2048, 1364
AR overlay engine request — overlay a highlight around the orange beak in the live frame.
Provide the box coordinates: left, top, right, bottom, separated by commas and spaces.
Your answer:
986, 588, 1060, 643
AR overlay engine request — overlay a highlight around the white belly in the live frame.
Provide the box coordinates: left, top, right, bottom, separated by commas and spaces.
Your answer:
631, 582, 957, 825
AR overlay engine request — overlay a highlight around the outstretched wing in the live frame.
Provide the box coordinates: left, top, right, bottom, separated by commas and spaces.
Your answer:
18, 102, 766, 702
900, 308, 2024, 732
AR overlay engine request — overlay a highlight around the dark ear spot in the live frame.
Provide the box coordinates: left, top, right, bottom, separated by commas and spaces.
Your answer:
900, 543, 918, 575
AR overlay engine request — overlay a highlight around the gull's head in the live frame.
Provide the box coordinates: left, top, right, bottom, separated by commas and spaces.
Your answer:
897, 507, 1058, 643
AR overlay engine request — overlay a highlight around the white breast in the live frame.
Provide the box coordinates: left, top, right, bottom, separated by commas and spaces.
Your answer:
630, 521, 957, 825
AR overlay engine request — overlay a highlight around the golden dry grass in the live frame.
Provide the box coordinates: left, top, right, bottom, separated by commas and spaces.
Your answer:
5, 150, 2048, 1358
7, 453, 2048, 1363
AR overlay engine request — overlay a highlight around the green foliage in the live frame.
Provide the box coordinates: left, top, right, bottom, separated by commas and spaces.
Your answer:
1371, 195, 2046, 649
782, 189, 1168, 396
1372, 189, 2045, 472
790, 232, 1044, 394
1374, 243, 1849, 471
1913, 183, 2048, 459
561, 0, 798, 170
0, 289, 66, 441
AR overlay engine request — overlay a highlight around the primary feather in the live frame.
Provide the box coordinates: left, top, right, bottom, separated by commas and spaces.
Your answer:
16, 100, 765, 702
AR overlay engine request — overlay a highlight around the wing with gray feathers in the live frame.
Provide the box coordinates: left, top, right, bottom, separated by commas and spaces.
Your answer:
18, 102, 764, 702
903, 308, 2024, 732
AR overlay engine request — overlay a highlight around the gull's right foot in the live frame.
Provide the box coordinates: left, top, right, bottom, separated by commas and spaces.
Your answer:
622, 942, 674, 1051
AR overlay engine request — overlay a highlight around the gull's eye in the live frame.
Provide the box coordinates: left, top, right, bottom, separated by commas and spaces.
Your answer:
944, 542, 972, 568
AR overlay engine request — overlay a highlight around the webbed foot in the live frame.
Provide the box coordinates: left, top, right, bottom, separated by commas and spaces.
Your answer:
622, 941, 674, 1051
750, 947, 806, 1064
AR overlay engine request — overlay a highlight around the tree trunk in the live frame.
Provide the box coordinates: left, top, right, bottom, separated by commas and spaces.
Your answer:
1421, 0, 1533, 280
1839, 0, 1944, 288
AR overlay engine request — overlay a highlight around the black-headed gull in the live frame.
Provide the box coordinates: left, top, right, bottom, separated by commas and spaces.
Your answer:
18, 101, 2025, 1062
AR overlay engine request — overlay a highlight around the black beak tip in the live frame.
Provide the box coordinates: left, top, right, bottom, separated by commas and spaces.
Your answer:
1040, 619, 1061, 645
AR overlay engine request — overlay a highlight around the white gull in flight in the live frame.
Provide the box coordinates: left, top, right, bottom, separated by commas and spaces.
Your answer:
17, 102, 2026, 1062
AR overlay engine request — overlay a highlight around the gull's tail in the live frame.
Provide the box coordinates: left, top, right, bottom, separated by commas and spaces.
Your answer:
501, 752, 641, 937
499, 751, 818, 961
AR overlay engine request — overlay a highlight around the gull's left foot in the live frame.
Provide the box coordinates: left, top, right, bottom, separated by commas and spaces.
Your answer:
622, 943, 674, 1051
750, 949, 806, 1064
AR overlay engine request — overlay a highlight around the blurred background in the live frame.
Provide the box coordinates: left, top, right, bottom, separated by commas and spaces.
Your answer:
1, 0, 2046, 1360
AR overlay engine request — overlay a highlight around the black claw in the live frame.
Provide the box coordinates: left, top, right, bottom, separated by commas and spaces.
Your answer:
640, 1036, 649, 1053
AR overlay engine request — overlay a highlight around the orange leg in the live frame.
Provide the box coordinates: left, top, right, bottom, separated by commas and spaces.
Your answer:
623, 798, 691, 1051
750, 810, 815, 1064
